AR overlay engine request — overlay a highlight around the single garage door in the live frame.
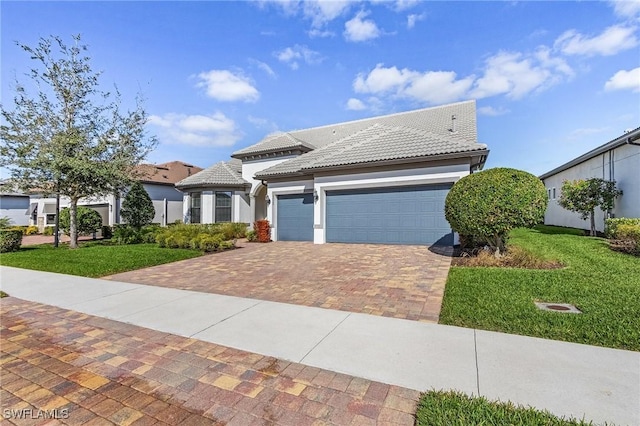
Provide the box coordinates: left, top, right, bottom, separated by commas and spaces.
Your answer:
277, 193, 314, 241
326, 184, 453, 245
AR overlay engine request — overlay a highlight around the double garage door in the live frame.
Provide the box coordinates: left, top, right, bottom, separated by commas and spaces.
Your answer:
277, 184, 453, 245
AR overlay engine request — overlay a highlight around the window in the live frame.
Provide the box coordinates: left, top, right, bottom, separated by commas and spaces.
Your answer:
552, 188, 556, 200
547, 189, 551, 199
46, 214, 56, 225
215, 192, 232, 222
190, 192, 201, 224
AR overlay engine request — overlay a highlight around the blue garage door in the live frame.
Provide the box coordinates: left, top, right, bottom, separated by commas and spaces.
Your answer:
277, 193, 314, 241
326, 184, 453, 245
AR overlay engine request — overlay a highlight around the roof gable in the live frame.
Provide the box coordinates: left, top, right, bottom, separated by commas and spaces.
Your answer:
175, 159, 249, 189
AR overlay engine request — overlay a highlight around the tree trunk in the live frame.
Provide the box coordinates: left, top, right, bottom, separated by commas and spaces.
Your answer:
590, 210, 596, 237
70, 199, 79, 249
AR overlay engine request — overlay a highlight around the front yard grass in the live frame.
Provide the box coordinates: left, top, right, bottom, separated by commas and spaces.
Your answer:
439, 225, 640, 351
416, 390, 592, 425
0, 241, 203, 277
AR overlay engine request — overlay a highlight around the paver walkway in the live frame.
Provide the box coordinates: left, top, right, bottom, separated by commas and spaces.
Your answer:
105, 242, 452, 322
1, 298, 419, 425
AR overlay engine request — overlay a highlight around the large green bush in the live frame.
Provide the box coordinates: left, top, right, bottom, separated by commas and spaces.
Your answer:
120, 182, 155, 229
59, 206, 102, 236
155, 223, 241, 252
445, 168, 547, 255
605, 217, 640, 238
113, 224, 160, 244
0, 229, 23, 253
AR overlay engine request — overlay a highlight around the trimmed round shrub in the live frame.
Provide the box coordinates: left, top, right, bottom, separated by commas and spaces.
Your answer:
445, 168, 547, 254
59, 206, 103, 236
0, 229, 23, 253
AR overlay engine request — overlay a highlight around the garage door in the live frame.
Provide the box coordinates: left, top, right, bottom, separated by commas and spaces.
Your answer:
326, 184, 453, 245
277, 193, 314, 241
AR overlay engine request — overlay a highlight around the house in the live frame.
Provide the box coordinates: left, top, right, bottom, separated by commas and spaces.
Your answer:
177, 100, 489, 245
540, 127, 640, 232
29, 161, 202, 232
0, 180, 30, 226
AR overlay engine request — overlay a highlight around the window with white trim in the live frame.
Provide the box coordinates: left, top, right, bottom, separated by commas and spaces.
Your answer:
215, 192, 232, 223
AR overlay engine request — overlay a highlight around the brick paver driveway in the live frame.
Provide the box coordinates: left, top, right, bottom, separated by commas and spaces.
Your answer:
106, 242, 452, 323
1, 298, 420, 425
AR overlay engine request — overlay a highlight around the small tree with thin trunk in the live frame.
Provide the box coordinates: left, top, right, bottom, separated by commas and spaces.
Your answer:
0, 35, 156, 248
120, 181, 155, 230
558, 178, 622, 236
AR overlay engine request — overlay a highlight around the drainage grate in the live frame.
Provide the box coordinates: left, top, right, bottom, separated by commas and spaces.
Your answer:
535, 302, 581, 314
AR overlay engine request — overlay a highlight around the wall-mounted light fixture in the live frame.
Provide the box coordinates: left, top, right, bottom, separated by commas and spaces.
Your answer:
313, 190, 319, 202
265, 194, 271, 205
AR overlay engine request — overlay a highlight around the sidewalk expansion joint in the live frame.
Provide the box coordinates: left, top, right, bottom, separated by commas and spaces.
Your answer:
474, 328, 480, 396
299, 313, 351, 364
188, 299, 264, 337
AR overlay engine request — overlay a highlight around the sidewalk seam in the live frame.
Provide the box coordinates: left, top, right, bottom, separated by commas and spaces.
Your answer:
474, 328, 480, 396
298, 313, 351, 364
189, 299, 264, 337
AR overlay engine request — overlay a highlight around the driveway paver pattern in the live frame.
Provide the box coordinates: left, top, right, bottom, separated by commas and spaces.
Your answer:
105, 242, 452, 322
1, 297, 420, 425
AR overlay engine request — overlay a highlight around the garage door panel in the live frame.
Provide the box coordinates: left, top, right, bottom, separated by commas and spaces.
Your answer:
326, 184, 452, 245
277, 193, 314, 241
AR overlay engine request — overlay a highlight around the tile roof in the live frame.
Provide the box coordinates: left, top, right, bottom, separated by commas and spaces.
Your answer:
135, 161, 203, 185
175, 158, 249, 188
231, 132, 316, 157
255, 101, 487, 178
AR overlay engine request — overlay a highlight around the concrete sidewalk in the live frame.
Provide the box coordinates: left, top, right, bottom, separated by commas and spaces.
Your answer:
1, 266, 638, 425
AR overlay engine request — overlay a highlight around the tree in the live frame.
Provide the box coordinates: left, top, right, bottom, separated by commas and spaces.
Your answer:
59, 206, 102, 236
0, 35, 156, 248
558, 178, 622, 236
120, 181, 155, 229
445, 168, 548, 256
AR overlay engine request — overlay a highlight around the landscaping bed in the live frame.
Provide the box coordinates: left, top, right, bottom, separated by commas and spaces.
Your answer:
440, 225, 640, 351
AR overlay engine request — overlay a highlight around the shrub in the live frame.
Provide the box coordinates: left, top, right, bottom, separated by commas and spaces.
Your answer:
0, 217, 13, 228
154, 222, 242, 251
605, 218, 640, 238
218, 222, 248, 240
60, 206, 102, 235
445, 168, 547, 256
559, 178, 622, 236
25, 226, 39, 235
254, 220, 271, 243
8, 226, 27, 235
199, 235, 225, 252
113, 225, 142, 244
43, 227, 54, 236
0, 229, 23, 253
246, 229, 257, 242
608, 223, 640, 256
120, 182, 155, 230
102, 225, 113, 239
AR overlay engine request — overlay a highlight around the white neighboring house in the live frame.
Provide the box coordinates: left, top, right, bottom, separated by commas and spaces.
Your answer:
540, 127, 640, 233
28, 161, 202, 232
0, 181, 30, 226
177, 100, 489, 246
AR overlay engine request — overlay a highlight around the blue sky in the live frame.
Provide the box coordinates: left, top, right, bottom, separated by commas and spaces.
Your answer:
2, 1, 639, 176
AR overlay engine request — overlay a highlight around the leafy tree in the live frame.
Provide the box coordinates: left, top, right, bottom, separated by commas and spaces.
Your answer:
558, 178, 622, 236
59, 206, 102, 236
0, 35, 156, 248
120, 181, 155, 230
445, 168, 548, 256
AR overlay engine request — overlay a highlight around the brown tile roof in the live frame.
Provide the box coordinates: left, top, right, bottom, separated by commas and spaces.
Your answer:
135, 161, 203, 185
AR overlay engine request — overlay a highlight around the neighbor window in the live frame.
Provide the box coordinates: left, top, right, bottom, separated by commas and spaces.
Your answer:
190, 192, 201, 224
215, 192, 232, 222
46, 214, 56, 225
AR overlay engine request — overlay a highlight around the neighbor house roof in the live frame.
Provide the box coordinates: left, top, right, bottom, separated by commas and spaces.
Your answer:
539, 126, 640, 180
135, 161, 203, 185
175, 158, 249, 189
254, 101, 487, 178
0, 180, 29, 197
232, 100, 479, 160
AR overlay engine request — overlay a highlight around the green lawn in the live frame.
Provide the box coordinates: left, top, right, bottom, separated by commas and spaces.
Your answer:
416, 390, 592, 426
0, 241, 203, 278
440, 225, 640, 351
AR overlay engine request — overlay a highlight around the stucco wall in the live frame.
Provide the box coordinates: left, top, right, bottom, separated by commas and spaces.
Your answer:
543, 143, 639, 232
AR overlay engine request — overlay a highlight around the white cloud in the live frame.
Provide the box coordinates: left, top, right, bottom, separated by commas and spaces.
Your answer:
353, 64, 473, 104
393, 0, 419, 11
407, 13, 425, 29
344, 10, 381, 42
275, 45, 324, 69
470, 49, 573, 100
605, 67, 640, 92
346, 98, 367, 110
249, 59, 276, 78
303, 0, 352, 28
477, 106, 510, 116
555, 25, 638, 56
308, 28, 335, 38
195, 70, 259, 102
610, 0, 640, 19
148, 112, 242, 147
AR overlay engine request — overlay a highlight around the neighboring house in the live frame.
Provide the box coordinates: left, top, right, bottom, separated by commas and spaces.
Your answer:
178, 100, 489, 245
540, 127, 640, 232
28, 161, 202, 231
0, 180, 30, 226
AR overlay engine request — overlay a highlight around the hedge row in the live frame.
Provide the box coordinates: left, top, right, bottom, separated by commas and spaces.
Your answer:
606, 218, 640, 256
0, 229, 23, 253
155, 223, 248, 252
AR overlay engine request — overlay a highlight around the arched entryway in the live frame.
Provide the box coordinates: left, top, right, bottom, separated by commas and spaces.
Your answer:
253, 184, 267, 222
